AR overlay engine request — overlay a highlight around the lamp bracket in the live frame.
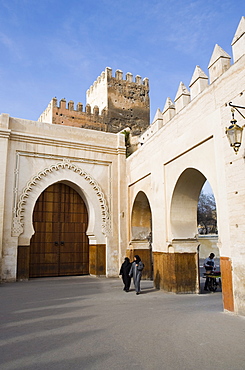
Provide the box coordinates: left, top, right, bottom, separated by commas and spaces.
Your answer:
229, 102, 245, 120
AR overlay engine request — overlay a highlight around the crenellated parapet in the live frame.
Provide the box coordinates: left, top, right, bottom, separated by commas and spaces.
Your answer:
86, 67, 150, 135
189, 66, 208, 100
87, 67, 149, 97
38, 64, 150, 136
231, 16, 245, 62
139, 16, 245, 147
37, 16, 245, 145
86, 67, 149, 110
38, 97, 108, 131
38, 97, 108, 118
138, 108, 163, 146
208, 44, 231, 83
174, 82, 190, 113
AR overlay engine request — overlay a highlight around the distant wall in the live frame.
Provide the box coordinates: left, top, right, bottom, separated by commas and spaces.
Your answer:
198, 235, 219, 258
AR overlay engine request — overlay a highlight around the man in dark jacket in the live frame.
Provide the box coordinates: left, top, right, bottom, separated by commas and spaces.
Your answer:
119, 257, 132, 292
203, 253, 216, 291
129, 255, 144, 295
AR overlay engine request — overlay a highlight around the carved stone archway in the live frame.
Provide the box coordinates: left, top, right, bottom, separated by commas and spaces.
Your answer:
12, 160, 111, 243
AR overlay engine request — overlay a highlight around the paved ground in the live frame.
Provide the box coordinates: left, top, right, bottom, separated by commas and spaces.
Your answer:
0, 276, 244, 370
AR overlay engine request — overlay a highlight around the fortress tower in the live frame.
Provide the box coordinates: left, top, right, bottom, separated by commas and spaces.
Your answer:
87, 67, 150, 135
38, 67, 150, 136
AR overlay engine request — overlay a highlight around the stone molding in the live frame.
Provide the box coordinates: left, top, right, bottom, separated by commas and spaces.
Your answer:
12, 159, 111, 238
0, 129, 11, 139
10, 130, 121, 155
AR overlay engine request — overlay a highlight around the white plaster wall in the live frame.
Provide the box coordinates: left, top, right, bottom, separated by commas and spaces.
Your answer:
127, 53, 245, 314
86, 75, 108, 113
38, 99, 53, 123
1, 117, 127, 280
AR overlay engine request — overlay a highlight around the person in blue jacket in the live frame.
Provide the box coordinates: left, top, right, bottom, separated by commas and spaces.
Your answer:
129, 255, 144, 295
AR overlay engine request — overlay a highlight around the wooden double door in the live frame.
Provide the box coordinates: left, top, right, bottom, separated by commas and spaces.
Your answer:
30, 183, 89, 277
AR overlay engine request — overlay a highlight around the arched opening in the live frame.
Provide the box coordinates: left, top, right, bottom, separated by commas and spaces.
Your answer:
198, 181, 221, 294
198, 181, 218, 236
29, 182, 89, 277
131, 191, 152, 241
170, 168, 206, 239
129, 191, 152, 279
165, 169, 220, 294
16, 163, 108, 280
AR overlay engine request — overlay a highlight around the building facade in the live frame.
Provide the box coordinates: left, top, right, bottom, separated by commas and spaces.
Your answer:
0, 17, 245, 316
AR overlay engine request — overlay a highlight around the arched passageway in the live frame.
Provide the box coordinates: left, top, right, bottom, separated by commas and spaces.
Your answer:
128, 191, 152, 279
154, 168, 220, 294
170, 168, 206, 240
29, 182, 89, 277
16, 163, 108, 280
198, 181, 221, 294
131, 191, 152, 241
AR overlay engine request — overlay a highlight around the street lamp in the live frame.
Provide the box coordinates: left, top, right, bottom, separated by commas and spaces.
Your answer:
226, 102, 245, 154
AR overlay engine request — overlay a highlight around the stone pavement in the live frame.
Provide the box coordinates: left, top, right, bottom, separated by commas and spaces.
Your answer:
0, 276, 244, 370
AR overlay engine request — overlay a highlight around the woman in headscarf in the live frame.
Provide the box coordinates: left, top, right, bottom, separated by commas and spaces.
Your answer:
129, 255, 144, 295
119, 257, 132, 292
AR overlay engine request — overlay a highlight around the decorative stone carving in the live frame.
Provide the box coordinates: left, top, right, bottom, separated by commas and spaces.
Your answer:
12, 159, 110, 237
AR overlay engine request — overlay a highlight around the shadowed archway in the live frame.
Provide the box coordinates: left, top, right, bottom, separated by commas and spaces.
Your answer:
170, 168, 206, 240
128, 191, 152, 279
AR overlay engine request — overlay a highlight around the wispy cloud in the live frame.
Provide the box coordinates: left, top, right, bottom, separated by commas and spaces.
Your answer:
0, 32, 15, 52
0, 0, 243, 121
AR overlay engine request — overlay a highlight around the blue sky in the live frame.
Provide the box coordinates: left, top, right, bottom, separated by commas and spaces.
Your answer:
0, 0, 244, 124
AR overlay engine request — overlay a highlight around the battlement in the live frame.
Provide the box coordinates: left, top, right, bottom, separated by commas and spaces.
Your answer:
85, 67, 150, 135
38, 97, 108, 132
38, 97, 108, 123
39, 66, 150, 136
86, 68, 148, 112
87, 67, 149, 98
138, 16, 245, 147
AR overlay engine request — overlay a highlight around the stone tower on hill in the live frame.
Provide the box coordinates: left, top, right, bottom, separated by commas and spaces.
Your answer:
38, 67, 150, 136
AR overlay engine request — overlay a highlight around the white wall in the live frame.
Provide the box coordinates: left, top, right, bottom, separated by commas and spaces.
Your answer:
127, 53, 245, 315
0, 115, 127, 280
